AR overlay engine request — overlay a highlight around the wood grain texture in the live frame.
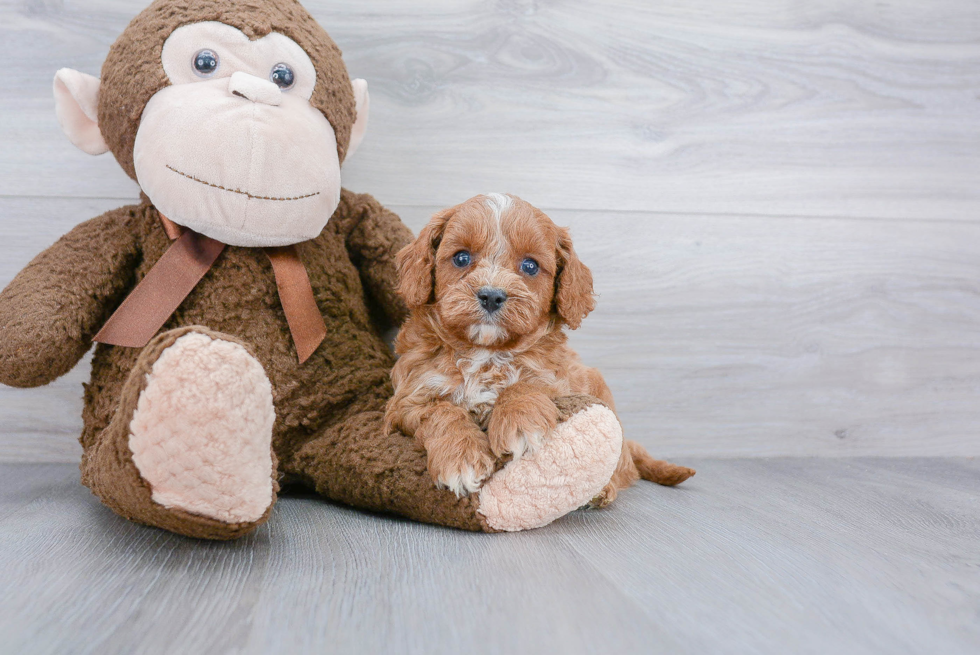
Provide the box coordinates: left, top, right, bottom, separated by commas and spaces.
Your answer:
399, 206, 980, 457
2, 4, 978, 650
1, 459, 978, 654
4, 198, 978, 460
1, 0, 980, 219
2, 0, 980, 460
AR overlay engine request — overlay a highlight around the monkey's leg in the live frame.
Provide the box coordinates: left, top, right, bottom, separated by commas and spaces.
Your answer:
81, 327, 278, 540
286, 394, 623, 532
285, 398, 489, 531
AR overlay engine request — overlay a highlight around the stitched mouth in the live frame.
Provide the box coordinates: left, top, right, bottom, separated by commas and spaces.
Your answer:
167, 165, 320, 202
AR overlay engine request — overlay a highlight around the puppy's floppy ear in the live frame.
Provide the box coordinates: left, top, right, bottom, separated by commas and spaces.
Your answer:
554, 227, 596, 329
396, 207, 455, 308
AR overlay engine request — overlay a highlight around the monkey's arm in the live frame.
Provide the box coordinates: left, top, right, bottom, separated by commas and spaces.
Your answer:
342, 190, 414, 330
0, 206, 142, 388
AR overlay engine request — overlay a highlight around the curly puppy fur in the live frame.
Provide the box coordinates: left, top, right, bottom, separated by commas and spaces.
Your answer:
385, 193, 694, 501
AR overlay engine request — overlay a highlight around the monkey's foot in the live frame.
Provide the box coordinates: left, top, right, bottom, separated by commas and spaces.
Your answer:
129, 331, 276, 524
477, 396, 622, 531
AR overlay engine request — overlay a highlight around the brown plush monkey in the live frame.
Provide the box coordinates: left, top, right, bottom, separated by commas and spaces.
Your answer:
0, 0, 626, 539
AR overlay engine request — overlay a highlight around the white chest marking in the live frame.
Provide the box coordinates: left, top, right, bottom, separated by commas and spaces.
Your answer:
452, 349, 521, 424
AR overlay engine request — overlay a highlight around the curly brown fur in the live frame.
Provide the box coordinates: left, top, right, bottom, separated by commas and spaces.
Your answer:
385, 194, 694, 501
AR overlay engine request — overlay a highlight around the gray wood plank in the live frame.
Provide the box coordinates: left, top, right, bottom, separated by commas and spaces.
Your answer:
1, 1, 979, 220
0, 459, 977, 654
556, 457, 980, 654
4, 198, 979, 460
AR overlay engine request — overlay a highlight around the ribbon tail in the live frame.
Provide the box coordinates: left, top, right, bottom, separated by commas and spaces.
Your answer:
265, 245, 327, 364
94, 231, 226, 348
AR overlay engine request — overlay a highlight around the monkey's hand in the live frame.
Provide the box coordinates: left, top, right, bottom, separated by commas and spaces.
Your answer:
0, 206, 141, 387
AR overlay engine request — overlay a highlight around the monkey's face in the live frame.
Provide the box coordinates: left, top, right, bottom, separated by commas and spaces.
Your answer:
131, 22, 341, 246
53, 12, 368, 249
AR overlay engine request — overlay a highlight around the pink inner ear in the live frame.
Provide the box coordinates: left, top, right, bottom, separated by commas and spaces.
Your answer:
53, 68, 109, 156
346, 78, 370, 161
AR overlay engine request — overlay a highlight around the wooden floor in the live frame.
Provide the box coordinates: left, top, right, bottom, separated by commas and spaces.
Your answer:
1, 459, 978, 654
2, 1, 980, 653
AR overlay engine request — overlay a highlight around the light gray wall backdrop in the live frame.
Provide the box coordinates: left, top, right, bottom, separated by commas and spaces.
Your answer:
1, 0, 979, 461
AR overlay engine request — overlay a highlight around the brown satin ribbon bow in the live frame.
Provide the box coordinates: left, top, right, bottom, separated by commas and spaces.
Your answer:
93, 215, 326, 363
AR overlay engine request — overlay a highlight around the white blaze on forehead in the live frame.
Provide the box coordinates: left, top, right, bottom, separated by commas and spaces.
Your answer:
482, 193, 513, 265
484, 192, 513, 219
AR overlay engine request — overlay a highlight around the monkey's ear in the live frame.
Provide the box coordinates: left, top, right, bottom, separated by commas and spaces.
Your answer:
395, 207, 454, 308
53, 69, 109, 156
346, 79, 370, 161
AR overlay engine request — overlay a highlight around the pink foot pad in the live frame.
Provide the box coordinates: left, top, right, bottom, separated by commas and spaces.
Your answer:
477, 403, 623, 531
128, 333, 276, 524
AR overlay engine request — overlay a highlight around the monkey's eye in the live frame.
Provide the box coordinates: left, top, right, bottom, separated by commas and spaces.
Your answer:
452, 251, 472, 268
270, 63, 295, 89
520, 258, 539, 276
193, 49, 219, 77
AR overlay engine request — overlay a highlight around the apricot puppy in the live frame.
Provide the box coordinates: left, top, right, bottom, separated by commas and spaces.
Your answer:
385, 193, 694, 501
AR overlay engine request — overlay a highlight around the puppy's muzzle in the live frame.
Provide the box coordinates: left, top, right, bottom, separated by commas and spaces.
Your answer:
477, 287, 507, 315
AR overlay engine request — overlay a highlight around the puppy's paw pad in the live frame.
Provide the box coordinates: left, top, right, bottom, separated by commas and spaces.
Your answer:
426, 432, 495, 498
436, 464, 492, 498
508, 429, 549, 460
488, 396, 558, 460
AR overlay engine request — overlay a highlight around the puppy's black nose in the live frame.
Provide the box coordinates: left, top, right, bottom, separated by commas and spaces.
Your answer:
477, 287, 507, 314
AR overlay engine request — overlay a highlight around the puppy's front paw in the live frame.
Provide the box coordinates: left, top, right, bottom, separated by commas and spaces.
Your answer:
487, 392, 559, 460
425, 426, 495, 497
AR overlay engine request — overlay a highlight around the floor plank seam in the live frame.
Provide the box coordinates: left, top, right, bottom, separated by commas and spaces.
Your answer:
3, 194, 979, 226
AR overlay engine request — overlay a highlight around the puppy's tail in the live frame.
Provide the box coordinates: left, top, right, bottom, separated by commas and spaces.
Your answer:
626, 440, 695, 486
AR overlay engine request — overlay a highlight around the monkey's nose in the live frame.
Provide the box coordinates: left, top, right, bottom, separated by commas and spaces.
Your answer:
477, 287, 508, 314
228, 71, 282, 106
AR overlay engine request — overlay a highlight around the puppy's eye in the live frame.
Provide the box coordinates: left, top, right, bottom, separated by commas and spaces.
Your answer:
193, 49, 219, 77
452, 250, 472, 268
520, 258, 539, 276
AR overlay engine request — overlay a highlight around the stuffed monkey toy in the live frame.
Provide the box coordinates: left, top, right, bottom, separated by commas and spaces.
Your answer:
0, 0, 625, 538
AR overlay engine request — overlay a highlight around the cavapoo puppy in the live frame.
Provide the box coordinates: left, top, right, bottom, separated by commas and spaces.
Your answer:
384, 193, 694, 503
